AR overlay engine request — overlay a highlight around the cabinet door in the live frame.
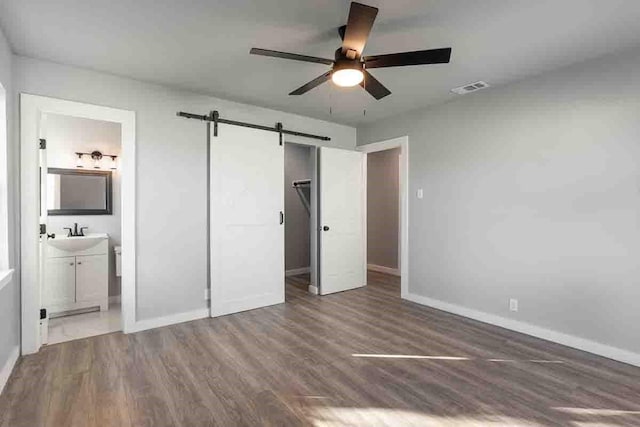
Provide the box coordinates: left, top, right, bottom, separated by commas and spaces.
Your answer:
76, 255, 108, 303
45, 257, 76, 307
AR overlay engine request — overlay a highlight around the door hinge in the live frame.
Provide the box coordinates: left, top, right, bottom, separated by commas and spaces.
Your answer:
40, 308, 47, 320
39, 139, 46, 149
40, 224, 46, 234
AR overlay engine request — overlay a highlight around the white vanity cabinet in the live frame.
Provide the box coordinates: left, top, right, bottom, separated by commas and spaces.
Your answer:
44, 235, 109, 315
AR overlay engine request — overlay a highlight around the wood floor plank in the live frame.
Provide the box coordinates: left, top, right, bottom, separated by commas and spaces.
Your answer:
1, 271, 640, 426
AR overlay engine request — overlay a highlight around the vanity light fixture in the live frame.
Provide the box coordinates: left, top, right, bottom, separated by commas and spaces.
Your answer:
75, 151, 118, 170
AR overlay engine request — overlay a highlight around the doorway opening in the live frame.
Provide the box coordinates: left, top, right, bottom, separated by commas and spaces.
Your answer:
41, 113, 122, 344
20, 94, 135, 355
284, 142, 317, 296
366, 147, 401, 291
358, 136, 409, 298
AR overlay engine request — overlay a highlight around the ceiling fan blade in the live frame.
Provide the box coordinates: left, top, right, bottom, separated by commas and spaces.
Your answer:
342, 2, 378, 56
250, 48, 334, 65
289, 71, 332, 95
360, 70, 391, 100
364, 48, 452, 69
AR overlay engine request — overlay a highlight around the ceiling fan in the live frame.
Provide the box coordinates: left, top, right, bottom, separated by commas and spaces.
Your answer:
250, 1, 452, 100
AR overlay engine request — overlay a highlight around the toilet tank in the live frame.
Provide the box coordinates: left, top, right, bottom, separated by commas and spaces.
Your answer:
114, 246, 122, 277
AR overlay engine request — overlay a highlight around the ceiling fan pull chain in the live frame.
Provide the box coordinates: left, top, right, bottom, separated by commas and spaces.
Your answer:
329, 82, 333, 115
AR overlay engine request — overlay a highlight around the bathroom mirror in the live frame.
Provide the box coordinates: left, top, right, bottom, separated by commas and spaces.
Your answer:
47, 168, 112, 215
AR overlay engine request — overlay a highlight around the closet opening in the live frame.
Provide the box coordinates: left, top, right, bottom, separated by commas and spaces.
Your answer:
284, 142, 318, 297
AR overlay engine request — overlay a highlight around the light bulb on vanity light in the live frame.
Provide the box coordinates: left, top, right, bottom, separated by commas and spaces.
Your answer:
76, 153, 84, 168
91, 151, 103, 169
110, 156, 118, 170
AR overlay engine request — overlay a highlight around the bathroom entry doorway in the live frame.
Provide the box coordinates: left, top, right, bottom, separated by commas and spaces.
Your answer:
39, 113, 123, 344
20, 94, 136, 354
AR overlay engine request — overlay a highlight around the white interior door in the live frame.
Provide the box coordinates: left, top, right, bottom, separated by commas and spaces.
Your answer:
319, 147, 366, 295
210, 124, 284, 317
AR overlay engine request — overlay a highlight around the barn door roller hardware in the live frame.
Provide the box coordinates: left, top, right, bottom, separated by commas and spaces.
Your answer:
177, 110, 331, 142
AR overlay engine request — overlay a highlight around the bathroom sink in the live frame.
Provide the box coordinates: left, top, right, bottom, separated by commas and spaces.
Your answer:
47, 233, 109, 252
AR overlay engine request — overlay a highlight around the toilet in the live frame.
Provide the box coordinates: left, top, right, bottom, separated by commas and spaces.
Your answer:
114, 245, 122, 277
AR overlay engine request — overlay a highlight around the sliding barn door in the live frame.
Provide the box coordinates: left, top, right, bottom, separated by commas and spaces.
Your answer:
319, 147, 366, 295
210, 124, 284, 317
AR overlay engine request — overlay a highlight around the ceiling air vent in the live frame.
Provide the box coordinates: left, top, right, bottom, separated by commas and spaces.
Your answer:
451, 81, 490, 95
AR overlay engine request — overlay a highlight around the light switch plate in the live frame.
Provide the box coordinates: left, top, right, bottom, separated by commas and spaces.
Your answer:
417, 189, 424, 199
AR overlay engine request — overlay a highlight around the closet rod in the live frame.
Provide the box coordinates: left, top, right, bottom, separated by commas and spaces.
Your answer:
292, 179, 311, 188
177, 111, 331, 142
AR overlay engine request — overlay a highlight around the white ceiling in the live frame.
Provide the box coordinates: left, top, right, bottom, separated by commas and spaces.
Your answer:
2, 0, 640, 126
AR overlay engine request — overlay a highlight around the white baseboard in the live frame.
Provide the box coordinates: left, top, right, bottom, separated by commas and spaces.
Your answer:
367, 264, 400, 277
0, 346, 20, 395
285, 267, 311, 277
308, 285, 319, 295
405, 292, 640, 368
109, 295, 121, 304
211, 293, 284, 317
131, 308, 209, 333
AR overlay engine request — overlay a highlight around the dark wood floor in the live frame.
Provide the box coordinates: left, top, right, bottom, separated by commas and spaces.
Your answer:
2, 271, 640, 426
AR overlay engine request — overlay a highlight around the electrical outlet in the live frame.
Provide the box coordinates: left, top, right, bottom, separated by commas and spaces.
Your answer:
204, 289, 210, 301
509, 298, 518, 312
417, 189, 424, 199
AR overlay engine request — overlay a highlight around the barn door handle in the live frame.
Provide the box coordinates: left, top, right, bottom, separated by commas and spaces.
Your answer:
323, 226, 330, 231
280, 211, 284, 225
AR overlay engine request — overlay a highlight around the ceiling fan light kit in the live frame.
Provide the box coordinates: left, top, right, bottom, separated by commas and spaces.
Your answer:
332, 60, 364, 87
250, 1, 452, 101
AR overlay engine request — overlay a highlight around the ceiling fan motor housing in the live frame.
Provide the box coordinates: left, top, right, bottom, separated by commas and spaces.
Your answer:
333, 58, 363, 74
335, 47, 360, 61
334, 47, 363, 75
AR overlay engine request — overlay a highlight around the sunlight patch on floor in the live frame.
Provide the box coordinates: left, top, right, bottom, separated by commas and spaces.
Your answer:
553, 407, 640, 416
352, 354, 564, 364
352, 354, 470, 360
487, 359, 564, 364
311, 407, 544, 427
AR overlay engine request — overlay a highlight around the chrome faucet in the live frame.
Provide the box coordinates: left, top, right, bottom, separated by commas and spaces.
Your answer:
64, 223, 89, 237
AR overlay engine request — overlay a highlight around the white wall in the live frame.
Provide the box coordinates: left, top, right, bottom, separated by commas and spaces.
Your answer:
0, 24, 19, 378
358, 46, 640, 361
14, 55, 356, 321
44, 113, 122, 296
